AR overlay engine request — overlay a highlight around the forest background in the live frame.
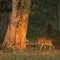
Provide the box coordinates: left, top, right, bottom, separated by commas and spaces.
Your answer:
0, 0, 60, 48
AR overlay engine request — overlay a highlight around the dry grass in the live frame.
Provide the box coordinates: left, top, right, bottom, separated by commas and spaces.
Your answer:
0, 48, 60, 60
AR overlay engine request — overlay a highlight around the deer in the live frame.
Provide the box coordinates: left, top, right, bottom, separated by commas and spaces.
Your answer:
35, 37, 55, 51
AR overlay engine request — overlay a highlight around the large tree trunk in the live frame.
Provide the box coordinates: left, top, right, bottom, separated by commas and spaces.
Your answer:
2, 0, 31, 51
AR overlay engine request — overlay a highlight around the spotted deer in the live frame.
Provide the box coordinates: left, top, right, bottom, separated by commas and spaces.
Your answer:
35, 37, 55, 51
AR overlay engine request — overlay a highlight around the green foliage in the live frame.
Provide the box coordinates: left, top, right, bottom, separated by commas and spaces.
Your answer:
0, 0, 11, 13
0, 14, 2, 22
27, 0, 58, 41
0, 25, 7, 43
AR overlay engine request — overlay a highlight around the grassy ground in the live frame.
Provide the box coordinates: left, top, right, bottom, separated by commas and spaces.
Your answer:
0, 48, 60, 60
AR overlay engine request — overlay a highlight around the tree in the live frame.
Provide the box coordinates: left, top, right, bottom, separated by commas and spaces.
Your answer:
2, 0, 31, 51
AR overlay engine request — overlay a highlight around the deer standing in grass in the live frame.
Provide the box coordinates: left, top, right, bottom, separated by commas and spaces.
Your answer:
35, 37, 55, 51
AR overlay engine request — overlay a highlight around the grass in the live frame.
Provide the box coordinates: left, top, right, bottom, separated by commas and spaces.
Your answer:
0, 49, 60, 60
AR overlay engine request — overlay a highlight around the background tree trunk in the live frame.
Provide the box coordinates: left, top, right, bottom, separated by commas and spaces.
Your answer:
2, 0, 31, 51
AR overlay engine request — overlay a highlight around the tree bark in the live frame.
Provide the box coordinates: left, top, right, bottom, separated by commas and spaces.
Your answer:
2, 0, 31, 51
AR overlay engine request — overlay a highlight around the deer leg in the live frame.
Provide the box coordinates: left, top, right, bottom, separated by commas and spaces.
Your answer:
52, 44, 55, 50
49, 45, 51, 51
44, 45, 47, 48
40, 45, 44, 51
